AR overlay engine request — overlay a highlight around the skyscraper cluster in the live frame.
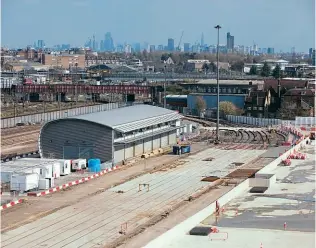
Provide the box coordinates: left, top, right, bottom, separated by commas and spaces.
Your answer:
85, 32, 114, 51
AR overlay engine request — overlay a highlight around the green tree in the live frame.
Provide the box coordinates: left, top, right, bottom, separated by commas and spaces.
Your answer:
249, 65, 257, 75
230, 60, 244, 72
209, 62, 217, 72
202, 63, 210, 74
272, 64, 283, 79
261, 62, 271, 77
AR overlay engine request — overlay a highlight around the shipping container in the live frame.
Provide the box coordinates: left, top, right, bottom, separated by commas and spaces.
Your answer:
10, 173, 39, 192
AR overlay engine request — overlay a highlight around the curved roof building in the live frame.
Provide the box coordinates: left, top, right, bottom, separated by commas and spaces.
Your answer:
39, 105, 182, 165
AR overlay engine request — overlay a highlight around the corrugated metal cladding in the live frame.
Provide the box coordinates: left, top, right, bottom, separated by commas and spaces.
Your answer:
39, 105, 181, 164
188, 94, 246, 111
39, 119, 113, 162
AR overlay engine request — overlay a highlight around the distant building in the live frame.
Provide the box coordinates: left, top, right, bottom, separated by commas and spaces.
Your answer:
149, 45, 156, 52
42, 53, 85, 69
104, 32, 114, 51
163, 57, 174, 65
124, 44, 132, 54
226, 32, 234, 52
312, 49, 316, 66
309, 48, 313, 58
263, 59, 289, 70
37, 40, 45, 49
168, 38, 175, 51
133, 43, 141, 52
201, 33, 204, 47
267, 47, 274, 54
183, 43, 190, 52
157, 45, 164, 51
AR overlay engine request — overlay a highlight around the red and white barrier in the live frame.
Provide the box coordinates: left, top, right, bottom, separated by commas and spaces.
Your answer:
0, 199, 23, 211
27, 165, 120, 197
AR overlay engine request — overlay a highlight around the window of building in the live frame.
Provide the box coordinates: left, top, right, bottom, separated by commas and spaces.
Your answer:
253, 107, 257, 110
227, 88, 232, 93
258, 113, 263, 118
247, 112, 251, 117
233, 88, 237, 93
219, 88, 222, 93
237, 89, 241, 93
247, 107, 251, 110
222, 88, 226, 93
258, 107, 263, 111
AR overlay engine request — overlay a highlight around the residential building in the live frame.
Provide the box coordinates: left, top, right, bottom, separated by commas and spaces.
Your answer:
168, 38, 175, 51
163, 57, 174, 65
226, 32, 234, 52
42, 53, 85, 69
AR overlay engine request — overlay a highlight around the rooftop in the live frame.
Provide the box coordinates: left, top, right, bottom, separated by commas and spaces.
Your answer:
182, 79, 264, 85
64, 104, 182, 133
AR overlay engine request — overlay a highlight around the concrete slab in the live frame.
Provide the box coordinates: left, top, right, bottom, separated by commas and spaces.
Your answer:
144, 143, 315, 248
1, 148, 267, 248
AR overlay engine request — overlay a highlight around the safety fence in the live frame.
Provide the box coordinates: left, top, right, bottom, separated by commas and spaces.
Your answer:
1, 102, 126, 129
225, 115, 286, 127
226, 115, 315, 130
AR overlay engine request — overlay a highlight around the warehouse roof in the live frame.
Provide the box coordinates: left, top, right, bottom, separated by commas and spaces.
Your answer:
65, 104, 182, 133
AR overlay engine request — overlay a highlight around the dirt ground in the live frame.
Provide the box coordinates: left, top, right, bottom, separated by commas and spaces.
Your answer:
1, 125, 41, 157
1, 142, 209, 232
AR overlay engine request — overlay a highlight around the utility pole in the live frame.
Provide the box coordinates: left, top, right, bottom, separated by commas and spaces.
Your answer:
164, 65, 167, 108
214, 25, 221, 144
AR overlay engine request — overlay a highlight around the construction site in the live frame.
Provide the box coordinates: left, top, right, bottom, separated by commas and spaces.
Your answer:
1, 101, 313, 248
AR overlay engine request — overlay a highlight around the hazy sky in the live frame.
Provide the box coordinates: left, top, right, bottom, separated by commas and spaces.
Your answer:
1, 0, 315, 52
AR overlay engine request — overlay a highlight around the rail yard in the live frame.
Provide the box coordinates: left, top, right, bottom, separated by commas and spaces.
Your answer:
0, 104, 314, 248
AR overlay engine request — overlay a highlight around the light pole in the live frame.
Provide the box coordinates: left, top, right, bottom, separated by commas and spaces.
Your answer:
214, 25, 221, 144
164, 65, 167, 108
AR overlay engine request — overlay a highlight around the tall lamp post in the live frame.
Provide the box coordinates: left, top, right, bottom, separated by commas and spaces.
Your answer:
214, 25, 221, 144
164, 65, 167, 108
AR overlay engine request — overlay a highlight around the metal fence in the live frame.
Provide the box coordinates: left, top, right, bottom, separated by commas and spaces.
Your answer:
1, 103, 126, 129
225, 115, 292, 127
226, 115, 316, 129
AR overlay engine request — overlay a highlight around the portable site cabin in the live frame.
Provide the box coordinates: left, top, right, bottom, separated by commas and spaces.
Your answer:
10, 173, 40, 192
20, 158, 71, 176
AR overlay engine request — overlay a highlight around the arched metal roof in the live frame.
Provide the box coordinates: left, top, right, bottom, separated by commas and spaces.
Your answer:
44, 105, 182, 133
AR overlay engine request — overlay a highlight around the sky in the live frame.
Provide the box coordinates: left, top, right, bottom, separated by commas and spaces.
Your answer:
1, 0, 315, 52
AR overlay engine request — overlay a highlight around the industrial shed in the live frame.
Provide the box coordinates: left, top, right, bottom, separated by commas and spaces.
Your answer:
39, 105, 182, 165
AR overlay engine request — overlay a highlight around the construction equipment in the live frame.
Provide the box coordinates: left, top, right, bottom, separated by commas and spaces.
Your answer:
177, 31, 184, 51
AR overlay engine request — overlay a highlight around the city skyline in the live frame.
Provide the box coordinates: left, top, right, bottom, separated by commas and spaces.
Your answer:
1, 0, 315, 52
